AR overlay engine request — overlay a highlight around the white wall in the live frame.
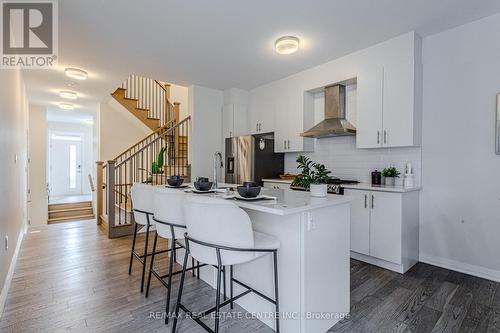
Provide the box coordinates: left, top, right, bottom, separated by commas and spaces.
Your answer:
168, 82, 189, 121
420, 13, 500, 280
28, 105, 48, 226
189, 85, 223, 179
0, 69, 28, 312
247, 32, 421, 183
47, 121, 94, 195
98, 101, 151, 161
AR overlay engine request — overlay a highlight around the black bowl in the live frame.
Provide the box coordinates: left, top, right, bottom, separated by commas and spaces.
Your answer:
197, 177, 209, 183
167, 177, 184, 187
194, 180, 213, 191
237, 186, 261, 198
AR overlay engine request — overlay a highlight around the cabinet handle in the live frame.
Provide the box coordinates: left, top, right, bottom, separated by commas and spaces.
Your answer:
377, 131, 380, 144
287, 140, 291, 150
284, 140, 286, 149
229, 131, 232, 137
371, 195, 375, 209
364, 194, 368, 208
384, 130, 387, 144
258, 123, 261, 131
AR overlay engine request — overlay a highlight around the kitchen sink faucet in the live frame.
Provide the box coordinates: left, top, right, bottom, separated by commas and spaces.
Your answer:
213, 151, 223, 189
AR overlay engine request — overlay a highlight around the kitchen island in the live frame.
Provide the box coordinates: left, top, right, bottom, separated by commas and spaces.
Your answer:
185, 187, 351, 333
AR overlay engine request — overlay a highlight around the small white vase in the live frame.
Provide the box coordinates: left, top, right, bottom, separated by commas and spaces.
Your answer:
385, 177, 395, 186
310, 184, 327, 197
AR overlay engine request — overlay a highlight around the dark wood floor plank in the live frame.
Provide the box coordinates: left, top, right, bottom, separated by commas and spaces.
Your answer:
458, 301, 491, 333
426, 281, 459, 312
430, 285, 474, 333
403, 305, 442, 333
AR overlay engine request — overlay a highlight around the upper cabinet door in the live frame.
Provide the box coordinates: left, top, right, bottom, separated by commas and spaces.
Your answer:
232, 103, 247, 137
382, 59, 415, 147
248, 92, 275, 134
274, 94, 289, 153
356, 67, 384, 148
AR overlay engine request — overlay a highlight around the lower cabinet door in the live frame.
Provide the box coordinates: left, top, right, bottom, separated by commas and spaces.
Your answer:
369, 191, 402, 264
345, 189, 370, 255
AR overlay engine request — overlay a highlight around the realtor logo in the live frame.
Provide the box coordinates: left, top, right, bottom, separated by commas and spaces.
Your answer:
1, 0, 58, 68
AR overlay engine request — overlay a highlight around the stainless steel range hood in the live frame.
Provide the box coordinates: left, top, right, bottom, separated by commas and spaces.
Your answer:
301, 84, 356, 138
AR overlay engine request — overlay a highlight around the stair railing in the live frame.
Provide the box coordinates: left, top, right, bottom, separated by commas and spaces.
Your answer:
121, 75, 178, 128
96, 116, 191, 238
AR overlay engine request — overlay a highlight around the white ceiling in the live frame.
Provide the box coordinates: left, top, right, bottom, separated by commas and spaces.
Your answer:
24, 0, 500, 116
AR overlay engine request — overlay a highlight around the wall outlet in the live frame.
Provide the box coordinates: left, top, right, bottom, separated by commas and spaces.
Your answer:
5, 235, 8, 250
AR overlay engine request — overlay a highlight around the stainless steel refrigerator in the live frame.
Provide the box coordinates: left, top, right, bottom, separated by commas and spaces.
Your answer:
225, 134, 284, 185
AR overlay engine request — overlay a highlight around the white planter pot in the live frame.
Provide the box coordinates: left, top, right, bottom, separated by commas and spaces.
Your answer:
385, 177, 395, 186
310, 184, 327, 197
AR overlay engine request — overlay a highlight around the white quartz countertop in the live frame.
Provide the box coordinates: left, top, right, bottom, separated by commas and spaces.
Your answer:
342, 183, 421, 193
180, 184, 351, 216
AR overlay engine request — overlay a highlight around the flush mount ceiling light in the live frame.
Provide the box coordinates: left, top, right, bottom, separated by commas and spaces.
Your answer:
59, 90, 78, 100
59, 103, 75, 110
275, 36, 300, 55
64, 67, 88, 80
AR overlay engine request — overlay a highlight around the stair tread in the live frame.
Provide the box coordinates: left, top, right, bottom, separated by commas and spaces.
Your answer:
49, 207, 93, 213
48, 214, 95, 222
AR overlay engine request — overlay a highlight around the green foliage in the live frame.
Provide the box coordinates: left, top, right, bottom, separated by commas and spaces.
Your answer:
151, 147, 166, 174
291, 155, 331, 188
382, 166, 400, 178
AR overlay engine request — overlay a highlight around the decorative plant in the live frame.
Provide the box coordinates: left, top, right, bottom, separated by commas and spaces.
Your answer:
382, 166, 400, 178
291, 155, 331, 189
151, 147, 166, 174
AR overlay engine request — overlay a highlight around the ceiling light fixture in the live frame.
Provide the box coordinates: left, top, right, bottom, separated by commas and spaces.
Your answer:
59, 90, 78, 100
64, 67, 88, 80
59, 103, 75, 110
275, 36, 300, 55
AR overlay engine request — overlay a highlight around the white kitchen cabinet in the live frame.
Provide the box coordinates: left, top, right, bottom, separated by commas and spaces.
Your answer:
345, 188, 419, 273
369, 191, 402, 264
356, 67, 384, 148
346, 189, 370, 256
274, 90, 314, 153
356, 37, 422, 148
222, 103, 247, 139
248, 93, 274, 134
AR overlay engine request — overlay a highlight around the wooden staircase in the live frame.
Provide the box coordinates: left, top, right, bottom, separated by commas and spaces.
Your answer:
48, 201, 94, 224
97, 75, 191, 238
111, 88, 161, 130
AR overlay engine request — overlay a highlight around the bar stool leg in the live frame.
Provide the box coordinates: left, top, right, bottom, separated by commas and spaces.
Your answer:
197, 260, 200, 280
191, 257, 195, 277
128, 223, 138, 275
145, 231, 158, 298
165, 237, 176, 324
273, 251, 280, 333
172, 249, 190, 333
140, 222, 150, 293
214, 264, 222, 333
222, 267, 227, 301
230, 265, 234, 310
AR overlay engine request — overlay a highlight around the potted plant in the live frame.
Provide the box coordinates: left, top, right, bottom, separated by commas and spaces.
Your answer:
291, 155, 331, 197
309, 163, 331, 197
151, 147, 166, 175
382, 166, 400, 186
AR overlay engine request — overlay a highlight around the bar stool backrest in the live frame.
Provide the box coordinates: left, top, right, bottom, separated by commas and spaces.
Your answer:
130, 183, 154, 225
153, 187, 187, 239
183, 195, 256, 266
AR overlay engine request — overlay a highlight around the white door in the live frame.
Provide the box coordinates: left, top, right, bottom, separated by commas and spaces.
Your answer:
345, 189, 371, 255
369, 191, 402, 264
49, 132, 83, 196
356, 66, 384, 148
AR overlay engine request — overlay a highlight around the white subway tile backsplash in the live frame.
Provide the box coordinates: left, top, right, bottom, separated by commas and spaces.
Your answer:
284, 136, 421, 185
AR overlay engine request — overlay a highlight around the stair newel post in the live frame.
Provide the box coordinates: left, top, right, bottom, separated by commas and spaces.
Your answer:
106, 160, 116, 236
173, 102, 180, 124
164, 83, 171, 126
96, 161, 104, 225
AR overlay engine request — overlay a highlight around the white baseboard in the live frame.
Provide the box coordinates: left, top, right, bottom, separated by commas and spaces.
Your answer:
419, 253, 500, 283
0, 228, 24, 318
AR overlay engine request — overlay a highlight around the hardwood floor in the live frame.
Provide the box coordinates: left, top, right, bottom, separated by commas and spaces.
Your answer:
1, 220, 499, 332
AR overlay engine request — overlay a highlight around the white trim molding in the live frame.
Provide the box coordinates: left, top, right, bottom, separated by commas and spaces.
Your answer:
419, 253, 500, 283
0, 229, 24, 318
